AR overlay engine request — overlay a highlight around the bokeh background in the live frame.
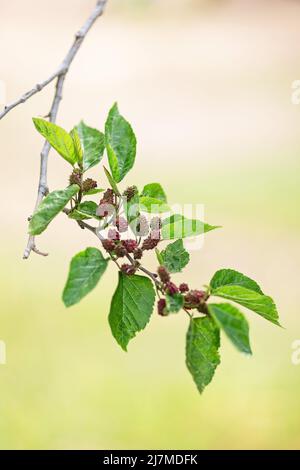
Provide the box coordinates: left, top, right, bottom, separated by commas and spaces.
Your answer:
0, 0, 300, 450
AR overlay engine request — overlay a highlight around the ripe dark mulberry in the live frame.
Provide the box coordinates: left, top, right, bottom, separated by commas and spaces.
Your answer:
157, 266, 170, 284
165, 282, 179, 295
179, 283, 189, 293
121, 264, 136, 276
157, 298, 167, 316
122, 239, 138, 253
102, 239, 116, 252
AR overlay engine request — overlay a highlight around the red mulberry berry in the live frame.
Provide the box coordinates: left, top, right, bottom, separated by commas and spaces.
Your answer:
122, 239, 138, 253
157, 298, 167, 316
157, 266, 170, 284
116, 216, 128, 233
179, 283, 189, 293
121, 264, 136, 276
185, 290, 205, 306
102, 239, 116, 252
165, 282, 179, 295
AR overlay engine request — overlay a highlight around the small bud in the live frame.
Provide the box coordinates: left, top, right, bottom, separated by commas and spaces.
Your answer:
165, 282, 179, 295
102, 239, 116, 252
108, 229, 120, 241
157, 298, 167, 316
122, 239, 138, 253
133, 248, 143, 260
120, 264, 136, 276
99, 188, 115, 207
179, 283, 189, 293
123, 186, 138, 202
157, 266, 170, 284
82, 178, 97, 193
69, 168, 82, 186
116, 216, 128, 233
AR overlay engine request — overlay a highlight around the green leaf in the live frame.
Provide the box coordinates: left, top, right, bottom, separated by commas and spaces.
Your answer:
139, 196, 170, 213
103, 166, 120, 196
166, 293, 184, 313
211, 285, 280, 326
68, 201, 99, 220
105, 103, 136, 183
186, 316, 221, 394
109, 273, 155, 351
210, 269, 263, 295
155, 248, 164, 266
63, 247, 108, 307
208, 303, 252, 354
141, 183, 167, 202
76, 121, 105, 172
70, 127, 83, 164
83, 188, 104, 196
161, 214, 219, 239
160, 239, 190, 273
29, 185, 79, 235
33, 118, 77, 166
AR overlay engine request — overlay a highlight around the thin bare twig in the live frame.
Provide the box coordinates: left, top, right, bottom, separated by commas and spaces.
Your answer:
13, 0, 108, 259
1, 0, 108, 121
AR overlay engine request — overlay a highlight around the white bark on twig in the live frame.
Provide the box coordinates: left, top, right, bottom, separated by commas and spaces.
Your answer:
2, 0, 109, 259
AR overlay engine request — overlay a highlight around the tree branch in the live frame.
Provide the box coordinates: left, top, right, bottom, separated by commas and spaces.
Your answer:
16, 0, 108, 259
0, 0, 108, 121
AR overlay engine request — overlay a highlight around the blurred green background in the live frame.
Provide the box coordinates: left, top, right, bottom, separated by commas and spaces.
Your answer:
0, 0, 300, 449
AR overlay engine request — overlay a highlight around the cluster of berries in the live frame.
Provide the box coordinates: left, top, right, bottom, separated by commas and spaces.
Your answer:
156, 266, 208, 316
100, 187, 162, 275
69, 169, 97, 193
